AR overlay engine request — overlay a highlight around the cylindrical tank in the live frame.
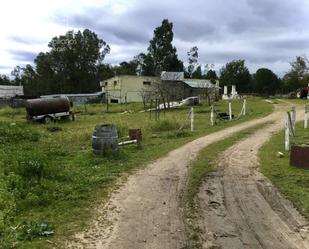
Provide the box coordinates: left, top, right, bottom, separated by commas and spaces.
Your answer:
92, 125, 118, 156
25, 97, 70, 117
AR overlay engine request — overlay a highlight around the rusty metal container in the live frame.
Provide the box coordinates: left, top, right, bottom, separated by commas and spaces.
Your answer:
129, 128, 142, 144
25, 97, 70, 117
92, 125, 118, 156
290, 145, 309, 168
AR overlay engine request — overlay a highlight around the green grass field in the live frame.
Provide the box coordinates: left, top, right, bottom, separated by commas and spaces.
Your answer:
259, 122, 309, 218
0, 98, 273, 248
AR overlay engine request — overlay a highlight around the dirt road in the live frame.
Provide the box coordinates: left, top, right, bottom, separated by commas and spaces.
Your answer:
67, 103, 308, 249
196, 107, 309, 249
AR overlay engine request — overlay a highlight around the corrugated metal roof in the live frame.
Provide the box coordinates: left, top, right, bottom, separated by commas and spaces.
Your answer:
182, 80, 217, 89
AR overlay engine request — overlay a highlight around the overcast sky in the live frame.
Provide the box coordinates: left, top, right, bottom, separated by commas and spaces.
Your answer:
1, 0, 308, 77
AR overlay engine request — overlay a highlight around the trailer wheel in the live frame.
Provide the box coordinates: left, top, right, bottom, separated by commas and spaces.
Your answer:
43, 116, 53, 124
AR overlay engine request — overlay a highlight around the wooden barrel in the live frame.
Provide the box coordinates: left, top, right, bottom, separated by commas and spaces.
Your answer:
92, 125, 118, 156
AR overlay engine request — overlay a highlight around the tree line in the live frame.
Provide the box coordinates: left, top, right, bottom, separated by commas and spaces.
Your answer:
1, 19, 308, 96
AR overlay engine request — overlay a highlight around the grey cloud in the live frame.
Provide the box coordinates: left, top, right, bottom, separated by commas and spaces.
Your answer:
9, 36, 44, 45
9, 50, 37, 62
5, 0, 309, 77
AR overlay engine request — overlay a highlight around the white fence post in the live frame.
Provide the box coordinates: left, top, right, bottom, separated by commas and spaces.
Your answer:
243, 99, 247, 116
229, 102, 232, 120
210, 105, 214, 126
190, 107, 194, 131
305, 105, 308, 129
285, 113, 290, 151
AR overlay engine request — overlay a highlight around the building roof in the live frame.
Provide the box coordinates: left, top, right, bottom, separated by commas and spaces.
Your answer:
41, 92, 104, 98
182, 79, 218, 89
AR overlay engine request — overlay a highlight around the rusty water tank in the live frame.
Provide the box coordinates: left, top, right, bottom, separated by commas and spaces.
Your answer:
92, 125, 118, 156
25, 97, 70, 117
290, 145, 309, 168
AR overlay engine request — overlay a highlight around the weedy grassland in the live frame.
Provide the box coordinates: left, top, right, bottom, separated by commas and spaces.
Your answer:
0, 98, 272, 248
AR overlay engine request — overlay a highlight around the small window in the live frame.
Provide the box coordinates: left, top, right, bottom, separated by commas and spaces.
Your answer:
114, 81, 117, 86
111, 99, 119, 103
105, 82, 108, 86
143, 81, 151, 85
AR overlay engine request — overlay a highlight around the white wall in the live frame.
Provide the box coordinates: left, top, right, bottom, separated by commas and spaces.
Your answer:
0, 85, 24, 98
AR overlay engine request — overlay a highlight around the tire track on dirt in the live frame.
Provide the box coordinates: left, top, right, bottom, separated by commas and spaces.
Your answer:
196, 107, 309, 249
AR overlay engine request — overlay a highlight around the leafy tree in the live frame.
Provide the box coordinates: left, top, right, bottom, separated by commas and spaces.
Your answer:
135, 53, 155, 76
192, 65, 202, 79
11, 29, 110, 95
47, 29, 110, 93
114, 61, 138, 75
14, 65, 39, 95
187, 46, 199, 78
283, 56, 309, 92
97, 64, 115, 81
0, 75, 12, 85
253, 68, 281, 95
205, 69, 218, 83
143, 19, 183, 76
219, 60, 251, 93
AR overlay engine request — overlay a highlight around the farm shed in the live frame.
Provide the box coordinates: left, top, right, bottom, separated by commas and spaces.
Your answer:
0, 85, 24, 98
101, 73, 219, 103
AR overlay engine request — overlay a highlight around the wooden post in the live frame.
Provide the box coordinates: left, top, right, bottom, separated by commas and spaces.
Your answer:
149, 99, 153, 120
210, 105, 214, 126
291, 106, 296, 128
155, 99, 158, 121
229, 102, 232, 120
243, 99, 247, 116
190, 107, 194, 131
285, 113, 290, 151
305, 105, 308, 129
106, 91, 109, 113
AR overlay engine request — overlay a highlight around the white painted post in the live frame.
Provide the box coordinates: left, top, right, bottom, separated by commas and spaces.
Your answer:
223, 86, 228, 95
190, 107, 194, 131
243, 99, 247, 116
305, 105, 308, 129
210, 105, 214, 126
229, 102, 232, 120
285, 113, 290, 151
